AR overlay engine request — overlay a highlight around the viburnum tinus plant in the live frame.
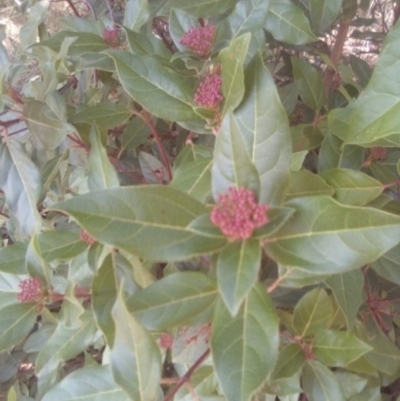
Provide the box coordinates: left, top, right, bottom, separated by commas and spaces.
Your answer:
2, 0, 400, 400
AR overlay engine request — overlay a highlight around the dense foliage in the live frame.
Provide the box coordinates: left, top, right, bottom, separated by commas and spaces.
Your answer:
1, 0, 400, 400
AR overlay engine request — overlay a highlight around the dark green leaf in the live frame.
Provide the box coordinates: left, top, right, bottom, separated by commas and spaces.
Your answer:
120, 117, 150, 151
292, 288, 333, 337
234, 53, 291, 205
291, 57, 324, 110
302, 360, 346, 401
124, 27, 170, 57
314, 329, 372, 367
264, 196, 400, 274
123, 0, 150, 32
279, 81, 301, 116
325, 270, 364, 330
0, 139, 42, 235
41, 365, 130, 401
51, 186, 227, 261
217, 239, 260, 316
128, 272, 217, 330
265, 0, 317, 45
107, 51, 197, 121
111, 287, 162, 401
372, 244, 400, 285
308, 0, 343, 33
211, 284, 279, 401
350, 55, 372, 88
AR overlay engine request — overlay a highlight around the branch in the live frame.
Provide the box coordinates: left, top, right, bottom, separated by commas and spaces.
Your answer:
65, 0, 80, 17
162, 348, 210, 401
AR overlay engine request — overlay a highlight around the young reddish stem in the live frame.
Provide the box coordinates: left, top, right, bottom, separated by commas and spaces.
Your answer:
162, 348, 210, 401
382, 178, 400, 190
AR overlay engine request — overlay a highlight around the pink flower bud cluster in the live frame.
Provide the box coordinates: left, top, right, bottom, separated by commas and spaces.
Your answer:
194, 71, 223, 109
159, 333, 174, 350
180, 24, 216, 58
103, 26, 119, 47
370, 146, 387, 160
211, 187, 269, 240
80, 230, 96, 246
17, 278, 43, 303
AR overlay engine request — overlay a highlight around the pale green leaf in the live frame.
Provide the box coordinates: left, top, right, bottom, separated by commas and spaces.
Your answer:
314, 329, 372, 367
0, 244, 28, 275
0, 139, 42, 236
265, 0, 317, 45
234, 53, 291, 205
158, 0, 236, 17
293, 288, 333, 337
106, 51, 197, 122
128, 272, 218, 330
124, 0, 150, 32
111, 287, 162, 401
325, 270, 364, 330
88, 124, 120, 191
41, 365, 130, 401
217, 239, 261, 316
287, 170, 334, 199
26, 235, 52, 285
302, 360, 345, 401
264, 196, 400, 274
211, 284, 279, 401
50, 186, 227, 261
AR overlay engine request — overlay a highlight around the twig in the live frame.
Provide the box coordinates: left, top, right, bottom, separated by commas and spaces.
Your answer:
65, 0, 80, 17
266, 269, 293, 293
162, 348, 210, 401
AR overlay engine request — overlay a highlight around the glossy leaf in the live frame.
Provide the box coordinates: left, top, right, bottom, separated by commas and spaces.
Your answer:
128, 272, 217, 330
325, 270, 364, 330
320, 168, 383, 206
286, 170, 334, 200
217, 239, 261, 316
50, 186, 227, 261
0, 139, 42, 236
234, 53, 291, 205
314, 330, 372, 367
265, 0, 317, 45
111, 287, 162, 401
123, 0, 150, 32
220, 33, 251, 113
0, 303, 37, 352
107, 51, 197, 122
292, 288, 333, 337
41, 365, 130, 401
212, 111, 260, 199
308, 0, 343, 33
264, 196, 400, 274
291, 57, 324, 111
302, 360, 346, 401
340, 19, 400, 145
211, 284, 279, 401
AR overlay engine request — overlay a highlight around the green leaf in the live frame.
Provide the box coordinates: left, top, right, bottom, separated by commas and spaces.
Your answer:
320, 168, 383, 206
170, 157, 212, 202
24, 100, 72, 150
92, 253, 117, 346
220, 33, 251, 113
314, 330, 372, 367
292, 288, 333, 337
0, 139, 42, 236
0, 244, 28, 275
234, 53, 291, 205
211, 284, 279, 401
302, 360, 346, 401
107, 51, 197, 122
308, 0, 343, 33
0, 303, 37, 352
121, 117, 151, 151
41, 365, 130, 401
19, 0, 49, 49
26, 235, 52, 285
270, 343, 305, 380
265, 0, 317, 45
124, 27, 170, 57
372, 244, 400, 285
128, 272, 217, 330
217, 239, 261, 316
111, 287, 162, 401
212, 111, 260, 199
50, 185, 227, 261
139, 151, 169, 184
286, 170, 334, 200
350, 55, 372, 88
158, 0, 236, 17
291, 57, 324, 110
279, 81, 301, 116
340, 19, 400, 146
88, 125, 119, 191
264, 196, 400, 274
325, 270, 364, 330
123, 0, 150, 32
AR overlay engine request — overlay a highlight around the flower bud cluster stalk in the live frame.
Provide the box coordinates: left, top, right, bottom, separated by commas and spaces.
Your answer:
211, 187, 269, 240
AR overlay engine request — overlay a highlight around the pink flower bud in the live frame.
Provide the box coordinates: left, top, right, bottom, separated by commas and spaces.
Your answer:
370, 147, 387, 160
103, 26, 119, 47
79, 230, 96, 246
159, 333, 174, 350
17, 278, 43, 303
211, 187, 269, 240
194, 70, 223, 109
180, 24, 216, 58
